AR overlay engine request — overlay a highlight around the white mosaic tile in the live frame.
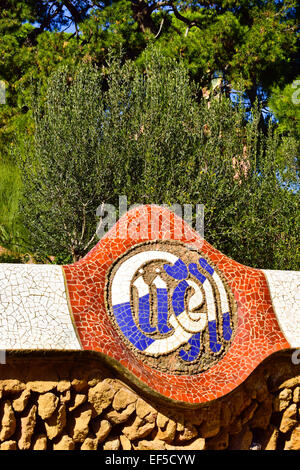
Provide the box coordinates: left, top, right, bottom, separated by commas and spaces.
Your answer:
111, 250, 178, 305
0, 264, 81, 350
263, 270, 300, 348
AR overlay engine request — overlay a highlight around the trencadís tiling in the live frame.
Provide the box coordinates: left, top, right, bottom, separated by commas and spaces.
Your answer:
0, 205, 299, 405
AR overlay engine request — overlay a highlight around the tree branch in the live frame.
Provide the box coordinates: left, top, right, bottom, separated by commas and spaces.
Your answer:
168, 1, 201, 30
154, 17, 165, 38
130, 0, 202, 35
26, 2, 64, 45
61, 0, 88, 25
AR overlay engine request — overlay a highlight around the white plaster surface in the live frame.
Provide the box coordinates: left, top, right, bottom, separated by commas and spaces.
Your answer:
0, 264, 81, 349
263, 270, 300, 348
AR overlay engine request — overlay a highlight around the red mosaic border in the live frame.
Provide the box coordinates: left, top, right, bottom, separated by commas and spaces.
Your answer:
63, 205, 290, 404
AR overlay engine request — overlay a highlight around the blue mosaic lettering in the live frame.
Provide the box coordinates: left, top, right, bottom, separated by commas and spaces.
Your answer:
222, 312, 233, 341
172, 280, 189, 316
199, 258, 214, 275
188, 263, 206, 284
164, 259, 188, 280
180, 333, 201, 362
156, 288, 173, 334
113, 302, 155, 351
208, 320, 222, 352
138, 294, 156, 334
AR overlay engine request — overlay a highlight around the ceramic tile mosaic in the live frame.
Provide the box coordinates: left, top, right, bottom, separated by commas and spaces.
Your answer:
104, 240, 237, 373
0, 264, 80, 349
263, 270, 300, 347
0, 205, 299, 404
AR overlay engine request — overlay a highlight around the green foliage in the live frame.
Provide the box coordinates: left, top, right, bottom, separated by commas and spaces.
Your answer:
0, 0, 298, 167
268, 78, 300, 177
79, 0, 147, 62
17, 65, 106, 262
269, 78, 300, 138
16, 53, 299, 268
136, 1, 298, 105
0, 5, 89, 251
0, 160, 26, 252
0, 253, 20, 263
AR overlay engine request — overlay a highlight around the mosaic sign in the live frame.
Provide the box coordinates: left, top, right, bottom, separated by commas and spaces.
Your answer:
105, 241, 237, 375
0, 204, 299, 404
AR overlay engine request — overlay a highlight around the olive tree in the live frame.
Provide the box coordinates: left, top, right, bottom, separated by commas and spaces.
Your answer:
17, 52, 299, 268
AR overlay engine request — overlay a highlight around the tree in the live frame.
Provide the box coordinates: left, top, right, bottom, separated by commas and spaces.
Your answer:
72, 0, 299, 107
0, 2, 93, 252
17, 65, 105, 262
1, 1, 298, 107
1, 0, 297, 164
0, 160, 24, 254
269, 77, 300, 160
16, 53, 299, 269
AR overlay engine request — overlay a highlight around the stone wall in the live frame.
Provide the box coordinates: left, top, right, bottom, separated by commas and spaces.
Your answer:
0, 351, 299, 450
